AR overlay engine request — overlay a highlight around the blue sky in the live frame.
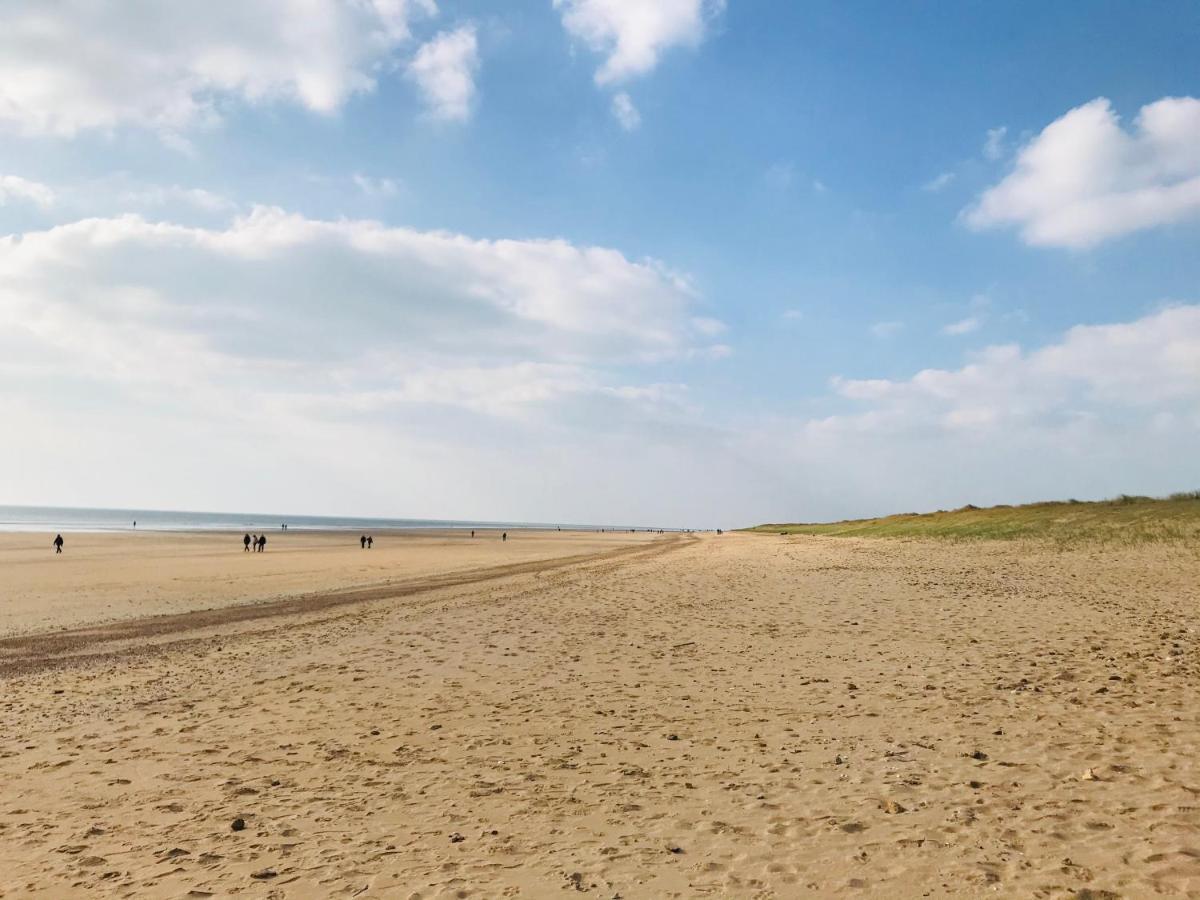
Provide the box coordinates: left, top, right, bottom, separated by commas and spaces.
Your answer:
1, 1, 1198, 525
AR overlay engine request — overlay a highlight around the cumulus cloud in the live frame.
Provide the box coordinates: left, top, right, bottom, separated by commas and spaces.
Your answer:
0, 208, 721, 412
0, 174, 55, 207
965, 96, 1200, 247
0, 207, 744, 524
406, 26, 480, 122
611, 92, 641, 130
832, 305, 1200, 434
711, 304, 1200, 519
0, 0, 437, 136
554, 0, 724, 85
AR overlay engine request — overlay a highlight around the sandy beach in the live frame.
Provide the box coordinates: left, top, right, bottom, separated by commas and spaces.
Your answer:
1, 530, 1198, 898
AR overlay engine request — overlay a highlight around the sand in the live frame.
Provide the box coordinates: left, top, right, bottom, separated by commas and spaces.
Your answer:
1, 531, 1198, 898
0, 529, 658, 638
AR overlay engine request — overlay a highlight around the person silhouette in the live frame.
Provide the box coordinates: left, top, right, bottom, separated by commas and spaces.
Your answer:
502, 531, 507, 542
470, 529, 475, 538
360, 535, 367, 549
243, 533, 252, 552
367, 536, 373, 549
257, 534, 266, 552
53, 534, 64, 554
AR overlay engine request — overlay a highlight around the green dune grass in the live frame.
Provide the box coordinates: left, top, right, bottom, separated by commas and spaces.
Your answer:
747, 492, 1200, 545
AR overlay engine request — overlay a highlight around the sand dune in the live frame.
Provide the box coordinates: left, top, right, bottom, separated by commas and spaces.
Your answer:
1, 532, 1197, 897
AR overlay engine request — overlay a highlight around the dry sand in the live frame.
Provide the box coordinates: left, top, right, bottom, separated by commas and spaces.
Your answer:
0, 529, 657, 638
1, 531, 1197, 898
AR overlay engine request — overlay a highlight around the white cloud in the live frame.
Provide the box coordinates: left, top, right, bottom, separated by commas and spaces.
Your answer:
983, 126, 1008, 161
0, 0, 437, 136
833, 305, 1200, 432
781, 309, 804, 321
0, 174, 55, 207
0, 207, 722, 407
965, 96, 1200, 247
406, 25, 480, 123
611, 92, 641, 130
0, 207, 745, 524
941, 315, 982, 336
554, 0, 724, 85
718, 304, 1200, 520
922, 171, 955, 193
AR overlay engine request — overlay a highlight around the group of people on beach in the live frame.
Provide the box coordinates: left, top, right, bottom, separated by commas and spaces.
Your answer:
243, 533, 267, 552
360, 535, 374, 549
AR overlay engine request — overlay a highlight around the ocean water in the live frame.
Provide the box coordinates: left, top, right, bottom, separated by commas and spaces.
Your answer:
0, 505, 635, 534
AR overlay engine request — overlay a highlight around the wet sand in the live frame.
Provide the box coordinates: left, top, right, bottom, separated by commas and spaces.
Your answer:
1, 531, 1197, 897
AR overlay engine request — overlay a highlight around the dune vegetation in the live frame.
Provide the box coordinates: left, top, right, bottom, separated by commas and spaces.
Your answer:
748, 492, 1200, 545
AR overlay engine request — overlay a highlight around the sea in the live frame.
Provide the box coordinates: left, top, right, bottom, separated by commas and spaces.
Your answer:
0, 505, 644, 534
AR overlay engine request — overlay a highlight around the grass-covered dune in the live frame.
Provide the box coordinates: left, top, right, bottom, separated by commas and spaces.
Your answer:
747, 492, 1200, 544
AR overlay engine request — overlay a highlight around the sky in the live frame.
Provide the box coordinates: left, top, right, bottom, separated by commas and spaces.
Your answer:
1, 0, 1198, 527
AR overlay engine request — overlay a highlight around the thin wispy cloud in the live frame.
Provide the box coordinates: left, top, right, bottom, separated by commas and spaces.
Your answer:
871, 321, 904, 339
983, 126, 1008, 161
0, 174, 55, 207
611, 92, 641, 130
922, 172, 955, 193
941, 316, 983, 336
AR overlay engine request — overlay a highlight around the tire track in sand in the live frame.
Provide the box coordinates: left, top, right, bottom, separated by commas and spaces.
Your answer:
0, 533, 694, 677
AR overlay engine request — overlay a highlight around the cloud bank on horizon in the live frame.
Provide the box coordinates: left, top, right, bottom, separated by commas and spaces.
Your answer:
0, 2, 1197, 524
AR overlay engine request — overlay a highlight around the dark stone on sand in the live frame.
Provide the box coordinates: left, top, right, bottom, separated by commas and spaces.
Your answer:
969, 750, 988, 761
449, 832, 465, 842
230, 818, 245, 832
250, 867, 277, 879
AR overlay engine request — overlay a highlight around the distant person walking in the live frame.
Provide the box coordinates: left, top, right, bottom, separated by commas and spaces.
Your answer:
367, 536, 373, 549
257, 535, 267, 552
53, 534, 64, 554
502, 531, 507, 542
470, 530, 475, 538
243, 533, 252, 552
360, 535, 367, 549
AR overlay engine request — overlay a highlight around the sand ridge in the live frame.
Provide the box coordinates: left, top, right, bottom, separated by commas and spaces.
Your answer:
1, 532, 1198, 897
